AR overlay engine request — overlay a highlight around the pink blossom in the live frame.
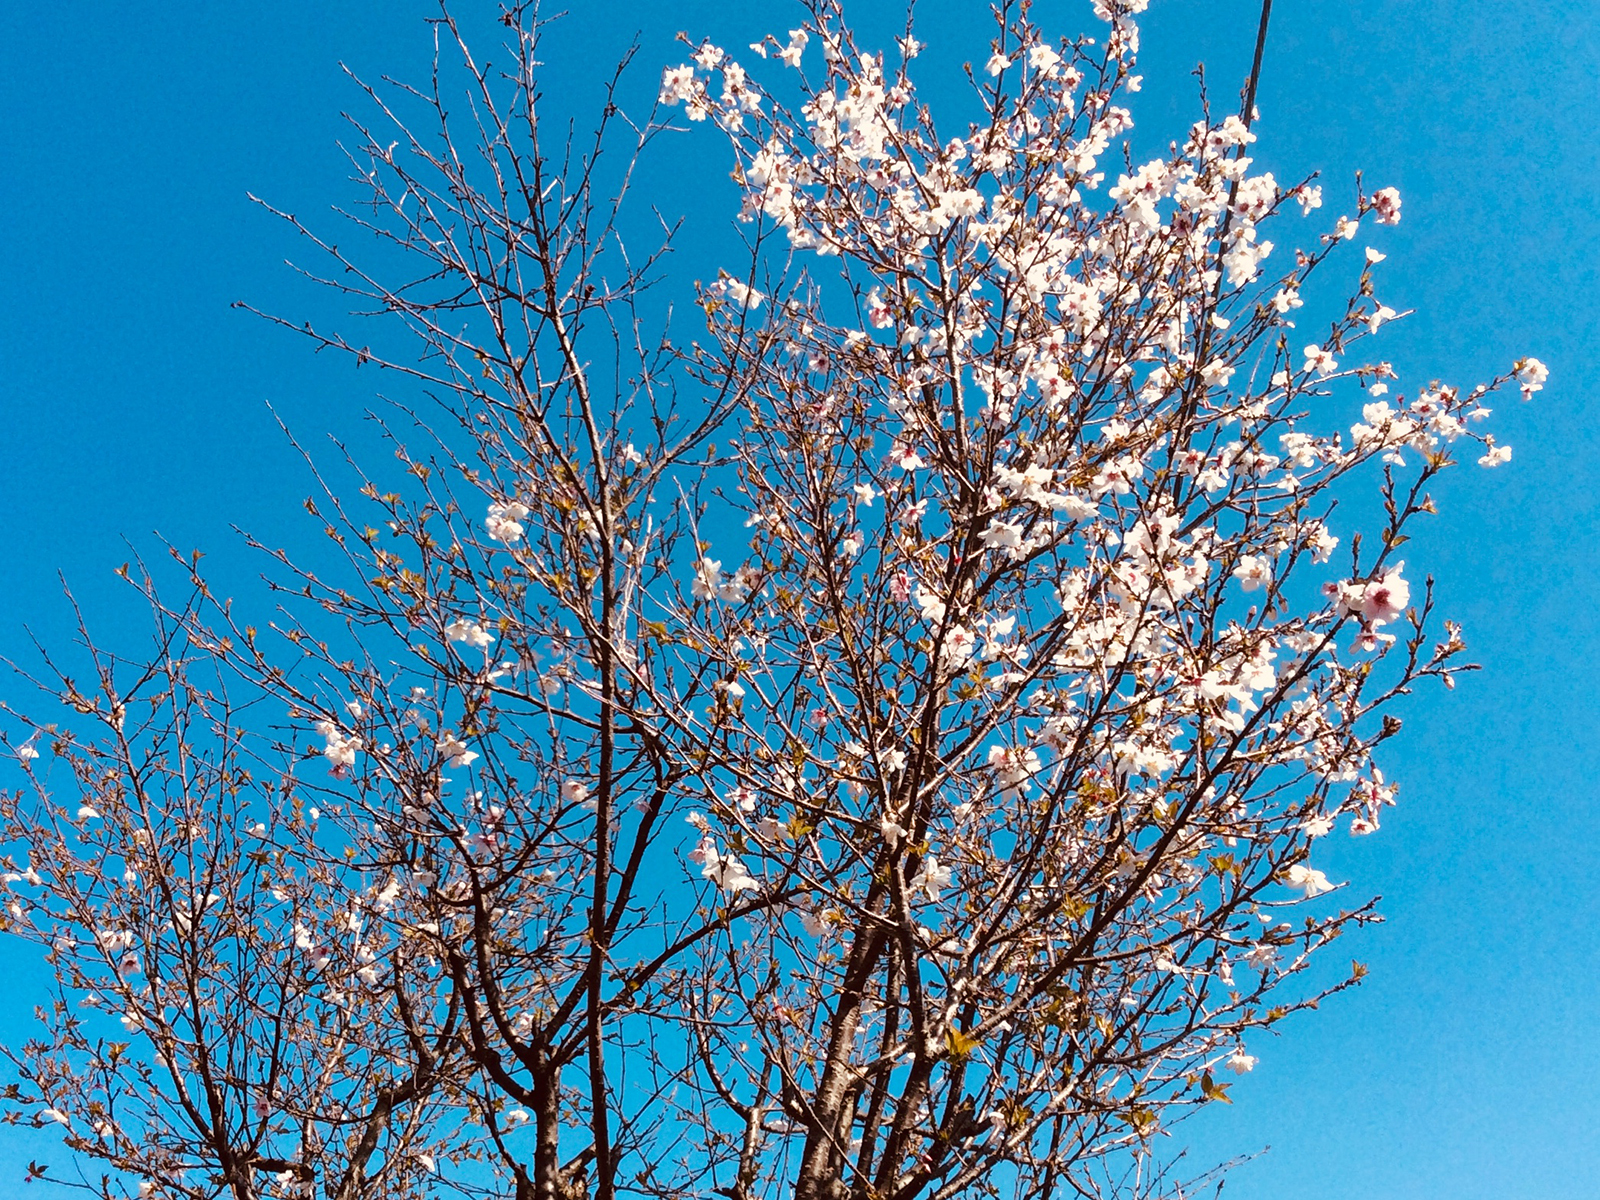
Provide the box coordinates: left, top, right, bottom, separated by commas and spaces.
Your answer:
1370, 186, 1402, 224
1234, 554, 1272, 593
866, 288, 893, 329
659, 65, 697, 107
1303, 344, 1338, 377
1355, 567, 1410, 626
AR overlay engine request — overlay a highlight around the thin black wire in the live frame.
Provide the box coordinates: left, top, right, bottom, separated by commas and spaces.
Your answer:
1217, 0, 1276, 288
1174, 0, 1275, 457
1242, 0, 1275, 135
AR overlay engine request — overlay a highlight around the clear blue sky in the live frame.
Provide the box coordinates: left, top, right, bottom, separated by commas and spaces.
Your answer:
0, 2, 1594, 1197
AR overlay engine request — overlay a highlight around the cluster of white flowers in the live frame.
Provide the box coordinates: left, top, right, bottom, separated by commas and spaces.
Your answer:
688, 835, 758, 894
706, 273, 765, 310
1, 11, 1553, 1197
1369, 185, 1403, 224
484, 498, 530, 543
437, 732, 478, 769
444, 618, 495, 649
315, 719, 360, 774
690, 557, 754, 603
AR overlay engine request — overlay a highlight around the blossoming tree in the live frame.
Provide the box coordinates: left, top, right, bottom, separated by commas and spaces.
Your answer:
0, 2, 1545, 1199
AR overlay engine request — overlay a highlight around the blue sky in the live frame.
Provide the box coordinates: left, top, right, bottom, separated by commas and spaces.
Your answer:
0, 2, 1595, 1197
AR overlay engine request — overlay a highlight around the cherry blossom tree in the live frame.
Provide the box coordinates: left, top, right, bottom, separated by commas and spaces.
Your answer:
0, 3, 1546, 1199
